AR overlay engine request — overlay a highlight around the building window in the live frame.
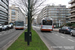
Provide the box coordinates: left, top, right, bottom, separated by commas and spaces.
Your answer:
12, 9, 15, 11
11, 9, 16, 15
11, 17, 15, 19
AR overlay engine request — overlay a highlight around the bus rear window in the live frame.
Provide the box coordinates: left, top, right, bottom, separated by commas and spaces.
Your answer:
15, 21, 24, 26
43, 20, 52, 25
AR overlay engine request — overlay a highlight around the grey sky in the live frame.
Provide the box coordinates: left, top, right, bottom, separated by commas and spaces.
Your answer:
44, 0, 71, 8
9, 0, 71, 19
10, 0, 71, 7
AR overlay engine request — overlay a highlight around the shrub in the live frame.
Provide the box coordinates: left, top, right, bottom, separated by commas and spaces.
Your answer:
72, 24, 75, 28
65, 23, 72, 26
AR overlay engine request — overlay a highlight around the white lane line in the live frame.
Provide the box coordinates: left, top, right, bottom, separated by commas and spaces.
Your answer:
68, 36, 72, 38
68, 39, 75, 42
60, 36, 65, 38
55, 34, 58, 36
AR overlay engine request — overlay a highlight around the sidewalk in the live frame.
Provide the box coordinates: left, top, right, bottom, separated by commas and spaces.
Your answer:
53, 28, 59, 32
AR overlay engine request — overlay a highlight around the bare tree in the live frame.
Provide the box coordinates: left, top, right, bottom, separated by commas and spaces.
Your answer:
11, 0, 46, 21
10, 0, 46, 30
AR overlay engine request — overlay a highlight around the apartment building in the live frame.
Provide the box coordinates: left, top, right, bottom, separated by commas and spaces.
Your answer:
69, 0, 75, 23
37, 5, 71, 27
0, 0, 9, 24
9, 5, 26, 23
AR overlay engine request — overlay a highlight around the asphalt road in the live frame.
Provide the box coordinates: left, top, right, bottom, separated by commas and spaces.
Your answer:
33, 26, 75, 50
0, 28, 25, 49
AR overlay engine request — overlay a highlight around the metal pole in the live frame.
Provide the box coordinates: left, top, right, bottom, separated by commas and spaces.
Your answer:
27, 0, 30, 45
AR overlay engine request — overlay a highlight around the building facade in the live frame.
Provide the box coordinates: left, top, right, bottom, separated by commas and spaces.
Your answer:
9, 5, 26, 23
0, 0, 9, 24
37, 5, 71, 27
69, 0, 75, 23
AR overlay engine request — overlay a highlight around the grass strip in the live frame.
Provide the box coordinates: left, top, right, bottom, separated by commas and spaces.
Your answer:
7, 28, 48, 50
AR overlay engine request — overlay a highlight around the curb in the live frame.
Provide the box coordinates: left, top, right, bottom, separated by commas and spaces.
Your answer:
53, 29, 59, 32
33, 28, 53, 50
1, 30, 24, 50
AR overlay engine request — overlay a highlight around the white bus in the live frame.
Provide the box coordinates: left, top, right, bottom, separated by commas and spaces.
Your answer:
15, 21, 24, 30
41, 17, 53, 32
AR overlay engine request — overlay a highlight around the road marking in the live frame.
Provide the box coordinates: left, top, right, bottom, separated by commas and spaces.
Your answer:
60, 36, 65, 38
68, 39, 75, 42
68, 36, 72, 38
55, 34, 58, 36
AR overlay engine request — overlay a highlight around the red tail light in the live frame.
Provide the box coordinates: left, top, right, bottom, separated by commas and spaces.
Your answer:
52, 25, 54, 28
66, 29, 69, 30
41, 25, 43, 27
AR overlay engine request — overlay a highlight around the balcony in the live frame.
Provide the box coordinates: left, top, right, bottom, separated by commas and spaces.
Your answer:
68, 20, 75, 22
70, 19, 75, 22
68, 17, 75, 22
71, 9, 75, 12
71, 18, 75, 20
69, 0, 75, 4
69, 4, 75, 8
69, 15, 75, 18
11, 19, 15, 22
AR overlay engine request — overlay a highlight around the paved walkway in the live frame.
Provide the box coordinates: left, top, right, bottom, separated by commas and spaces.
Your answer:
53, 29, 59, 32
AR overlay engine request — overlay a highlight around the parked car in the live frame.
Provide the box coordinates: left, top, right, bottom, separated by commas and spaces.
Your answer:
59, 26, 71, 34
0, 24, 2, 31
70, 28, 75, 36
5, 25, 9, 30
2, 25, 9, 30
8, 24, 13, 29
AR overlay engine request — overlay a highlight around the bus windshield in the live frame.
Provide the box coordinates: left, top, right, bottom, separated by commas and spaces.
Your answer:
42, 20, 52, 25
15, 21, 24, 26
